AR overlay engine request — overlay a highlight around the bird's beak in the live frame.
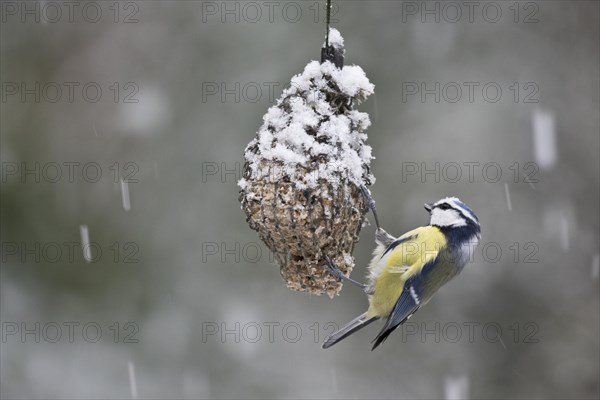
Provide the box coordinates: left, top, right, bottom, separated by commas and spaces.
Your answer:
424, 203, 433, 213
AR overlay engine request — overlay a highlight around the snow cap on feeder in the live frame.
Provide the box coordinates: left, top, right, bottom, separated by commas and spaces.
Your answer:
239, 28, 375, 298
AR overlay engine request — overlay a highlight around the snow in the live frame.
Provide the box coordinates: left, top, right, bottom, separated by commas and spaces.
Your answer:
326, 28, 345, 49
504, 182, 512, 211
120, 179, 131, 212
532, 109, 557, 170
128, 361, 138, 399
79, 225, 91, 263
338, 65, 375, 97
239, 29, 375, 192
444, 375, 469, 400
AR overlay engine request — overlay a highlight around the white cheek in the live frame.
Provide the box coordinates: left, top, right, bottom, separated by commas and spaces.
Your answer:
430, 209, 466, 227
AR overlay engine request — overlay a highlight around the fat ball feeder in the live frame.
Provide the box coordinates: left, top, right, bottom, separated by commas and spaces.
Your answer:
238, 24, 375, 298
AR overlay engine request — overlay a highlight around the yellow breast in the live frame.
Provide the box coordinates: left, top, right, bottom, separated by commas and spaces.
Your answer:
366, 226, 447, 318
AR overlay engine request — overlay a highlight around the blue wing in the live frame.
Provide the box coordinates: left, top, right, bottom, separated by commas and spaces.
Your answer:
370, 272, 427, 350
380, 234, 417, 258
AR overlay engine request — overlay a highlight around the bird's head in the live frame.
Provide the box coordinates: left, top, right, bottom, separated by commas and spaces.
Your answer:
424, 197, 480, 232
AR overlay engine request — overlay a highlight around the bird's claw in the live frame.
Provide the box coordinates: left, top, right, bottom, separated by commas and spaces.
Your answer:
359, 185, 376, 210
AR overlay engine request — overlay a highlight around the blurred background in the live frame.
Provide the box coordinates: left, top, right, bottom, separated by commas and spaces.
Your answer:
1, 1, 598, 399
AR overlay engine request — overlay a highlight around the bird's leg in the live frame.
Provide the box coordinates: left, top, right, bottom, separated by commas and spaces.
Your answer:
359, 185, 381, 229
359, 185, 395, 247
324, 255, 368, 291
375, 229, 396, 247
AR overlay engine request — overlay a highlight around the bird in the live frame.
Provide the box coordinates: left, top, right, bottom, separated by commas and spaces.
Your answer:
322, 188, 481, 350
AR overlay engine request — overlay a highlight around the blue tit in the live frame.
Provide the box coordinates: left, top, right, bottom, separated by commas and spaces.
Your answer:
322, 190, 481, 350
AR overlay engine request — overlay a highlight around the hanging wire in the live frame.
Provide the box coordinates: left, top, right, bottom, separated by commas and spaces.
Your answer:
325, 0, 332, 47
321, 0, 342, 68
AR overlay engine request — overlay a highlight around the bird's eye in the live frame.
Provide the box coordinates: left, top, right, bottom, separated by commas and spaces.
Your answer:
438, 203, 451, 210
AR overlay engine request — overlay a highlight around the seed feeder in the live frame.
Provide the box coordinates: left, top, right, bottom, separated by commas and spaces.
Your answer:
238, 25, 375, 298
